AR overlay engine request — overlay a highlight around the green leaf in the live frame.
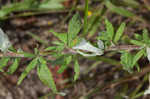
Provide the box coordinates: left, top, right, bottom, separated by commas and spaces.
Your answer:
120, 51, 133, 72
57, 56, 72, 73
114, 22, 126, 43
39, 0, 64, 9
17, 58, 38, 85
0, 0, 37, 18
50, 30, 67, 44
57, 64, 67, 74
142, 29, 149, 42
98, 31, 110, 41
68, 13, 82, 47
45, 46, 56, 51
74, 60, 80, 81
134, 33, 142, 41
27, 32, 48, 46
105, 19, 114, 40
7, 58, 20, 74
129, 39, 145, 46
37, 57, 57, 93
105, 1, 135, 17
0, 57, 10, 71
20, 52, 35, 58
132, 49, 144, 67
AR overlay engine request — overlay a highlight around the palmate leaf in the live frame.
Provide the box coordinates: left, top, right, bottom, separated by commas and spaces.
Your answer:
37, 57, 57, 93
17, 58, 38, 85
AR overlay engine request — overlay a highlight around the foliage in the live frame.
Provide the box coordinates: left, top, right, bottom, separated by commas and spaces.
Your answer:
1, 0, 150, 98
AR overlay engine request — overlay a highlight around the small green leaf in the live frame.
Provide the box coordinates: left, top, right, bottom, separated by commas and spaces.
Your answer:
7, 58, 20, 74
132, 49, 145, 67
57, 56, 72, 73
98, 31, 110, 41
50, 30, 67, 44
37, 57, 57, 93
57, 64, 67, 74
39, 0, 64, 9
68, 13, 82, 47
105, 1, 135, 17
142, 29, 149, 42
27, 32, 48, 46
17, 58, 38, 85
120, 51, 133, 72
129, 39, 145, 46
74, 60, 80, 81
0, 57, 10, 71
20, 52, 35, 58
105, 19, 114, 40
45, 46, 56, 51
114, 22, 126, 43
134, 33, 142, 40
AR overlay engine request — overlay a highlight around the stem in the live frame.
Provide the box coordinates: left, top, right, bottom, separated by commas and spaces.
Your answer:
0, 52, 24, 57
0, 45, 142, 58
83, 0, 88, 34
106, 45, 142, 51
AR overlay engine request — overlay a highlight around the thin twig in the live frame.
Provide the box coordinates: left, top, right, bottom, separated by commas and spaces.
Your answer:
106, 45, 142, 51
0, 45, 142, 58
0, 52, 24, 57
